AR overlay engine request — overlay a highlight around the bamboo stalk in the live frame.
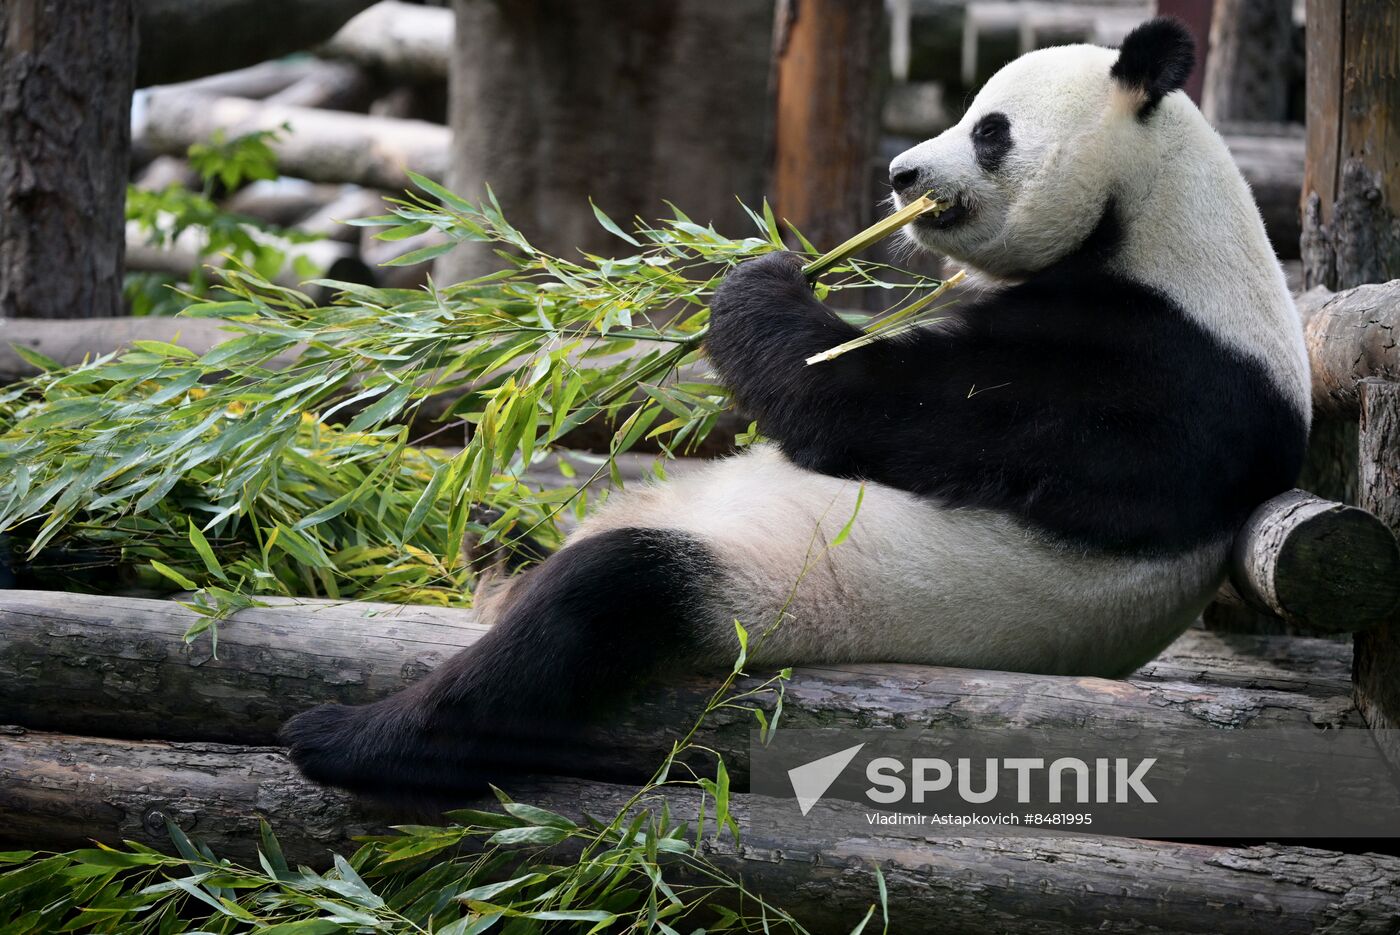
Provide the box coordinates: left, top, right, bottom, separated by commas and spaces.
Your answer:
800, 193, 947, 278
805, 268, 967, 365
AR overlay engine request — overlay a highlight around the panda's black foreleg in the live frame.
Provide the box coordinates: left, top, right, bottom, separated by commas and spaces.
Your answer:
707, 252, 942, 479
280, 527, 723, 800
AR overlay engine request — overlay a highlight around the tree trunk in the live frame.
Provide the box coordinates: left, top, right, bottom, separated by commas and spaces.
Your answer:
770, 0, 885, 251
0, 0, 136, 320
1201, 0, 1294, 125
1355, 379, 1400, 763
440, 0, 775, 282
4, 727, 1400, 935
0, 591, 1363, 781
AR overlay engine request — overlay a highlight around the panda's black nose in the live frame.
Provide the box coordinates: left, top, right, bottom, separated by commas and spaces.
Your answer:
890, 166, 920, 195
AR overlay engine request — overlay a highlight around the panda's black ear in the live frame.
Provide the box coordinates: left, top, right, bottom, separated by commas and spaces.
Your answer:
1110, 17, 1196, 118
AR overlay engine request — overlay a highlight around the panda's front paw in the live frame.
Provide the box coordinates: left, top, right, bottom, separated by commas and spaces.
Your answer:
712, 251, 811, 318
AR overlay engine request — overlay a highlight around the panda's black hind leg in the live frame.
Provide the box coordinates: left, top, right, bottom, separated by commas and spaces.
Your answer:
281, 526, 724, 800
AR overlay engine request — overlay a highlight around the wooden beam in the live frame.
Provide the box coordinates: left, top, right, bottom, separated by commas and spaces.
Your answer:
0, 589, 1363, 782
3, 727, 1400, 934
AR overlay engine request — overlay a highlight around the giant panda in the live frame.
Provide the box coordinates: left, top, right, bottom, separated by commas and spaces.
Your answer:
283, 18, 1310, 797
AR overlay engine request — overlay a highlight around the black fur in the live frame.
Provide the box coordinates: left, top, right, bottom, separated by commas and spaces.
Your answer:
1110, 17, 1197, 120
972, 112, 1013, 173
706, 206, 1307, 556
281, 527, 721, 798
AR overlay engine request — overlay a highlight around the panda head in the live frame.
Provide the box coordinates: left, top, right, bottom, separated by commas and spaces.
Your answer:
888, 18, 1196, 278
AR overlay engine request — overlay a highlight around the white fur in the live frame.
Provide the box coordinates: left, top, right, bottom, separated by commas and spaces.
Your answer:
573, 446, 1224, 677
560, 41, 1304, 679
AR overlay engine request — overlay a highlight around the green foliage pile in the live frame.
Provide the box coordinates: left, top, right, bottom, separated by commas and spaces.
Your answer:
2, 178, 941, 620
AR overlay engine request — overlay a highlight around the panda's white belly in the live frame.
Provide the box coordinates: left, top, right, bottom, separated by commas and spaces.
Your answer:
570, 445, 1227, 677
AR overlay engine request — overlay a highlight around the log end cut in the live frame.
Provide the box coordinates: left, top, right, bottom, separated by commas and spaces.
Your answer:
1231, 489, 1400, 631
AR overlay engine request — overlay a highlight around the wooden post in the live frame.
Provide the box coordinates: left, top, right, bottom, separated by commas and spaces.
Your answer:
1299, 1, 1400, 749
1355, 379, 1400, 760
1297, 0, 1400, 509
770, 0, 884, 250
1301, 0, 1400, 291
1201, 0, 1294, 125
0, 0, 136, 320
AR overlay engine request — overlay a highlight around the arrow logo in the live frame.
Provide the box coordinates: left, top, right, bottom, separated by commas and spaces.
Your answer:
787, 743, 865, 816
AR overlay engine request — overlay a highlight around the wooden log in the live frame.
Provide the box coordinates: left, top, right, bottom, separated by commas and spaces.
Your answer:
124, 221, 371, 291
135, 0, 377, 87
1133, 627, 1352, 695
1297, 280, 1400, 419
1354, 378, 1400, 765
136, 91, 449, 191
3, 727, 1400, 935
140, 58, 334, 100
1226, 489, 1400, 632
0, 590, 1363, 781
297, 186, 390, 243
264, 60, 376, 112
318, 0, 453, 82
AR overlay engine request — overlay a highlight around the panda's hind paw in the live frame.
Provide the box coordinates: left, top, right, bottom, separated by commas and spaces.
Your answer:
280, 703, 367, 788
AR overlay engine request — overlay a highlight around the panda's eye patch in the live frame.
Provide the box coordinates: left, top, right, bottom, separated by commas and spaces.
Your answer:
971, 112, 1012, 173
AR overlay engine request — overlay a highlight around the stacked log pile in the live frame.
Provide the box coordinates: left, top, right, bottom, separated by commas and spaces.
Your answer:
4, 584, 1400, 932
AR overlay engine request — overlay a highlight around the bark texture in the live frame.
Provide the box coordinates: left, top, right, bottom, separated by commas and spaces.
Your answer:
771, 0, 885, 250
1201, 0, 1294, 125
3, 728, 1400, 935
0, 591, 1362, 783
0, 0, 135, 320
1354, 379, 1400, 763
441, 0, 774, 281
137, 92, 449, 191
